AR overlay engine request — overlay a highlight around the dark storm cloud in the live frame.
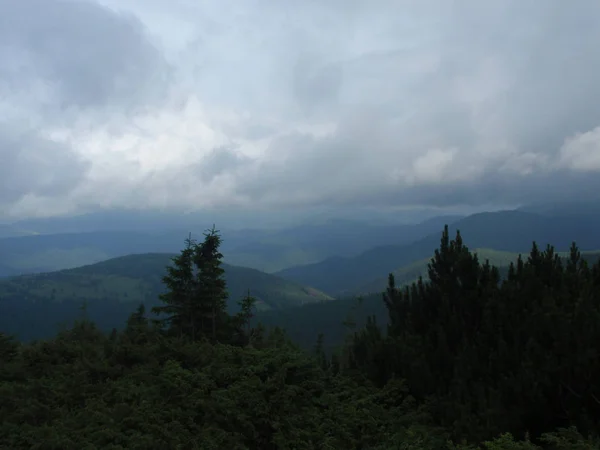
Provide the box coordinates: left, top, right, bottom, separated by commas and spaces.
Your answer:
0, 0, 171, 214
0, 0, 170, 113
293, 56, 343, 117
197, 146, 252, 184
0, 124, 90, 202
227, 0, 600, 208
3, 0, 600, 217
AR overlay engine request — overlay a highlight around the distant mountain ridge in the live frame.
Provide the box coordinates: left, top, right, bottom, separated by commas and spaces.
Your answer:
518, 199, 600, 216
0, 215, 464, 276
352, 248, 600, 296
275, 209, 600, 296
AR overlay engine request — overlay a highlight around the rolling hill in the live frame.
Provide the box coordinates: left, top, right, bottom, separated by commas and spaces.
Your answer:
275, 209, 600, 296
0, 253, 332, 341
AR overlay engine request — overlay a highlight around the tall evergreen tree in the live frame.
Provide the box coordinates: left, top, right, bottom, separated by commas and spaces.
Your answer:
193, 225, 228, 341
153, 227, 229, 342
152, 233, 197, 337
231, 290, 257, 346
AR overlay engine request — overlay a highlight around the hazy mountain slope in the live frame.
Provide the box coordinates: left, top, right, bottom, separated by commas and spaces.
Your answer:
353, 248, 600, 296
0, 231, 182, 276
0, 215, 463, 276
0, 264, 20, 278
517, 199, 600, 217
0, 224, 37, 239
275, 209, 600, 295
0, 253, 331, 341
6, 208, 464, 234
226, 215, 463, 271
353, 248, 519, 295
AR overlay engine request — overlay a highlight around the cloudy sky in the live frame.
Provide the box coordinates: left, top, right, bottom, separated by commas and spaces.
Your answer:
2, 0, 600, 219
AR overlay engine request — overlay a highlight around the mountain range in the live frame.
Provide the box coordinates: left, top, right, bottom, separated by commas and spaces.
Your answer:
2, 202, 600, 344
275, 209, 600, 295
0, 215, 463, 276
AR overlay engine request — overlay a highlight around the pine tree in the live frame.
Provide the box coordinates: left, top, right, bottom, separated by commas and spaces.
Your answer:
152, 233, 196, 337
237, 290, 256, 332
193, 225, 228, 341
231, 290, 257, 346
153, 227, 230, 342
125, 303, 151, 344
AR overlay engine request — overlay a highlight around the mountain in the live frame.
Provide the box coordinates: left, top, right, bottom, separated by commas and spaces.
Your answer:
6, 209, 309, 234
353, 248, 600, 296
257, 249, 600, 354
518, 199, 600, 217
226, 215, 463, 271
0, 215, 463, 276
5, 207, 466, 234
353, 248, 519, 295
275, 209, 600, 295
0, 253, 332, 341
0, 224, 36, 239
0, 230, 183, 277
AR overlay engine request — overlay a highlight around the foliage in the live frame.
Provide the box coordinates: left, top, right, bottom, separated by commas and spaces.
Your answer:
2, 225, 600, 448
344, 226, 600, 445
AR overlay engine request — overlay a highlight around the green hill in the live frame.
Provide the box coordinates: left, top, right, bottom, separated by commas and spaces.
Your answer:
0, 253, 332, 341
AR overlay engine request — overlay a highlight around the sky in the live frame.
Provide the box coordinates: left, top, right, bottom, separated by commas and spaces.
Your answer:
2, 0, 600, 220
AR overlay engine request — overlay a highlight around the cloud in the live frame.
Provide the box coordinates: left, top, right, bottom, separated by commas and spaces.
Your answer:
0, 123, 90, 203
2, 0, 600, 219
558, 127, 600, 172
0, 0, 170, 217
0, 0, 170, 115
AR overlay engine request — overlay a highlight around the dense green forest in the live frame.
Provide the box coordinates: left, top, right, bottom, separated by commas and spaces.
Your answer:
2, 225, 600, 448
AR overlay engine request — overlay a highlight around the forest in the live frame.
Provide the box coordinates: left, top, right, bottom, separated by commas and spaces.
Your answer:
1, 225, 600, 449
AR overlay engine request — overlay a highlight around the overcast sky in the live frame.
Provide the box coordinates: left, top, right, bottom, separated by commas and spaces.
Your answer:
2, 0, 600, 219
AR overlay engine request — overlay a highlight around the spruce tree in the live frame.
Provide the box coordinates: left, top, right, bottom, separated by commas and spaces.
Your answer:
152, 233, 196, 337
230, 290, 257, 346
154, 227, 230, 342
236, 290, 256, 332
193, 225, 228, 341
